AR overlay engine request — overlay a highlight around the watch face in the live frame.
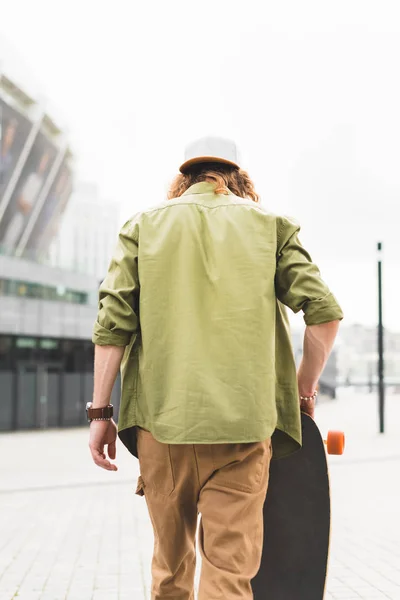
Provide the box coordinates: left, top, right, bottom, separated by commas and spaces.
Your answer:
86, 402, 93, 411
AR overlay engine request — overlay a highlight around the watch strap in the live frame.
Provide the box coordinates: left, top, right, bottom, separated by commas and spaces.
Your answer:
87, 404, 113, 421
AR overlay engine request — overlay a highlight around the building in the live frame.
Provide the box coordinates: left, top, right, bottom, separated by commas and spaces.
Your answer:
336, 324, 400, 389
0, 70, 120, 433
48, 182, 120, 281
0, 253, 100, 431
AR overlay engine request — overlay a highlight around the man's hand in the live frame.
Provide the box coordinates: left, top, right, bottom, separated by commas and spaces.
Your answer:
89, 419, 118, 471
299, 395, 315, 419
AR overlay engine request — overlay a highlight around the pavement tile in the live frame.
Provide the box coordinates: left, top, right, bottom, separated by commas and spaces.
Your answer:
0, 389, 399, 599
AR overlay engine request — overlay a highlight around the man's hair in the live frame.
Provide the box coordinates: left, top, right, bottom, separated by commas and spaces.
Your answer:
167, 162, 260, 203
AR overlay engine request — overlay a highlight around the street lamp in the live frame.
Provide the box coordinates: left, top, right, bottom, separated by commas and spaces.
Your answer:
377, 242, 385, 433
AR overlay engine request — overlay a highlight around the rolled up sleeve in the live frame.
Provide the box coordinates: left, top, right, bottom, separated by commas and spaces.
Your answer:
275, 216, 344, 326
92, 218, 140, 347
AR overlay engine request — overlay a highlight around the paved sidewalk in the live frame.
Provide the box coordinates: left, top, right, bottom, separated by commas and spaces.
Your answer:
0, 389, 399, 599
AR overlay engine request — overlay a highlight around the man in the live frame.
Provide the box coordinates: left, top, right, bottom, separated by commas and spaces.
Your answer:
88, 137, 343, 600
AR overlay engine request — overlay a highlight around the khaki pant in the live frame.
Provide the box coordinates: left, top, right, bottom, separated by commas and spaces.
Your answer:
136, 427, 272, 600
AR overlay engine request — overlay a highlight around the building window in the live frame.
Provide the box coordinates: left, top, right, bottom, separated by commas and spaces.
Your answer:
0, 336, 13, 370
0, 335, 93, 372
16, 337, 37, 349
0, 277, 88, 304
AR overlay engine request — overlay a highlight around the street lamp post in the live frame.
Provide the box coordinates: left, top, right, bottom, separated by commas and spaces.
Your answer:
377, 242, 385, 434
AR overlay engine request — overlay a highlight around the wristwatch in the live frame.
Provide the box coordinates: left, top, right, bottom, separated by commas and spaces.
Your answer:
86, 402, 113, 422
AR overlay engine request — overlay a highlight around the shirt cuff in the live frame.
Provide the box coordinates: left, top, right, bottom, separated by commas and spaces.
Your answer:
303, 293, 344, 326
92, 321, 131, 347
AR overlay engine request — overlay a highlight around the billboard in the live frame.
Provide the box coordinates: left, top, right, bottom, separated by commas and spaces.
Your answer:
0, 98, 33, 203
23, 159, 73, 261
0, 127, 57, 253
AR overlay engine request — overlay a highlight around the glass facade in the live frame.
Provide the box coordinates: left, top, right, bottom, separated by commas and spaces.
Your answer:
0, 334, 94, 372
0, 277, 88, 304
0, 334, 120, 431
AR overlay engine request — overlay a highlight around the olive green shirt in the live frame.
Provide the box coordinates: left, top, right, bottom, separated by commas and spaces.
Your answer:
92, 182, 343, 459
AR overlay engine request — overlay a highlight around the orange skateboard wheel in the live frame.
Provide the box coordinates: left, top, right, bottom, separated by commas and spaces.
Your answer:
325, 430, 345, 455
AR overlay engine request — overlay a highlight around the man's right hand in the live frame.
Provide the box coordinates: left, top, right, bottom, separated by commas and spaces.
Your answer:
89, 418, 118, 471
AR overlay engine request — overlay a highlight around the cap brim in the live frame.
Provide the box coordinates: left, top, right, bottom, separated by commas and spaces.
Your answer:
179, 156, 240, 174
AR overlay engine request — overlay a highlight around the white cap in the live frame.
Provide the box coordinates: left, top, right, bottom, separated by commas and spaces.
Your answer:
179, 136, 241, 173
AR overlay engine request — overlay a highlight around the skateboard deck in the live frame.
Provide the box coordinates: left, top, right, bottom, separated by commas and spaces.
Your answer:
252, 412, 330, 600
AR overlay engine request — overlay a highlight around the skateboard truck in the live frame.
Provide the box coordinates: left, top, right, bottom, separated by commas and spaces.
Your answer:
323, 430, 345, 455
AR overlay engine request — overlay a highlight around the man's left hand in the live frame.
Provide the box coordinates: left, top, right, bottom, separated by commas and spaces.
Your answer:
89, 419, 118, 471
300, 396, 315, 419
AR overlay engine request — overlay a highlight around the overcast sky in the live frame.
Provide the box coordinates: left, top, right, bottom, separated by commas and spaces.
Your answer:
1, 0, 400, 330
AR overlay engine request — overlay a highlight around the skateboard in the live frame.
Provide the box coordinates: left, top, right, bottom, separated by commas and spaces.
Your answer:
252, 413, 345, 600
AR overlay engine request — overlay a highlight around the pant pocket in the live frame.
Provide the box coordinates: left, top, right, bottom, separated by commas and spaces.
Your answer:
137, 428, 175, 497
211, 439, 271, 494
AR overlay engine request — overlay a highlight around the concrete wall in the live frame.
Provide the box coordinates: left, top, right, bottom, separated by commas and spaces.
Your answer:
0, 255, 99, 338
0, 254, 98, 293
0, 296, 96, 339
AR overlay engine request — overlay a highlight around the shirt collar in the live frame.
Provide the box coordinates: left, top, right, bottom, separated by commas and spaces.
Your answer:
182, 182, 233, 196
